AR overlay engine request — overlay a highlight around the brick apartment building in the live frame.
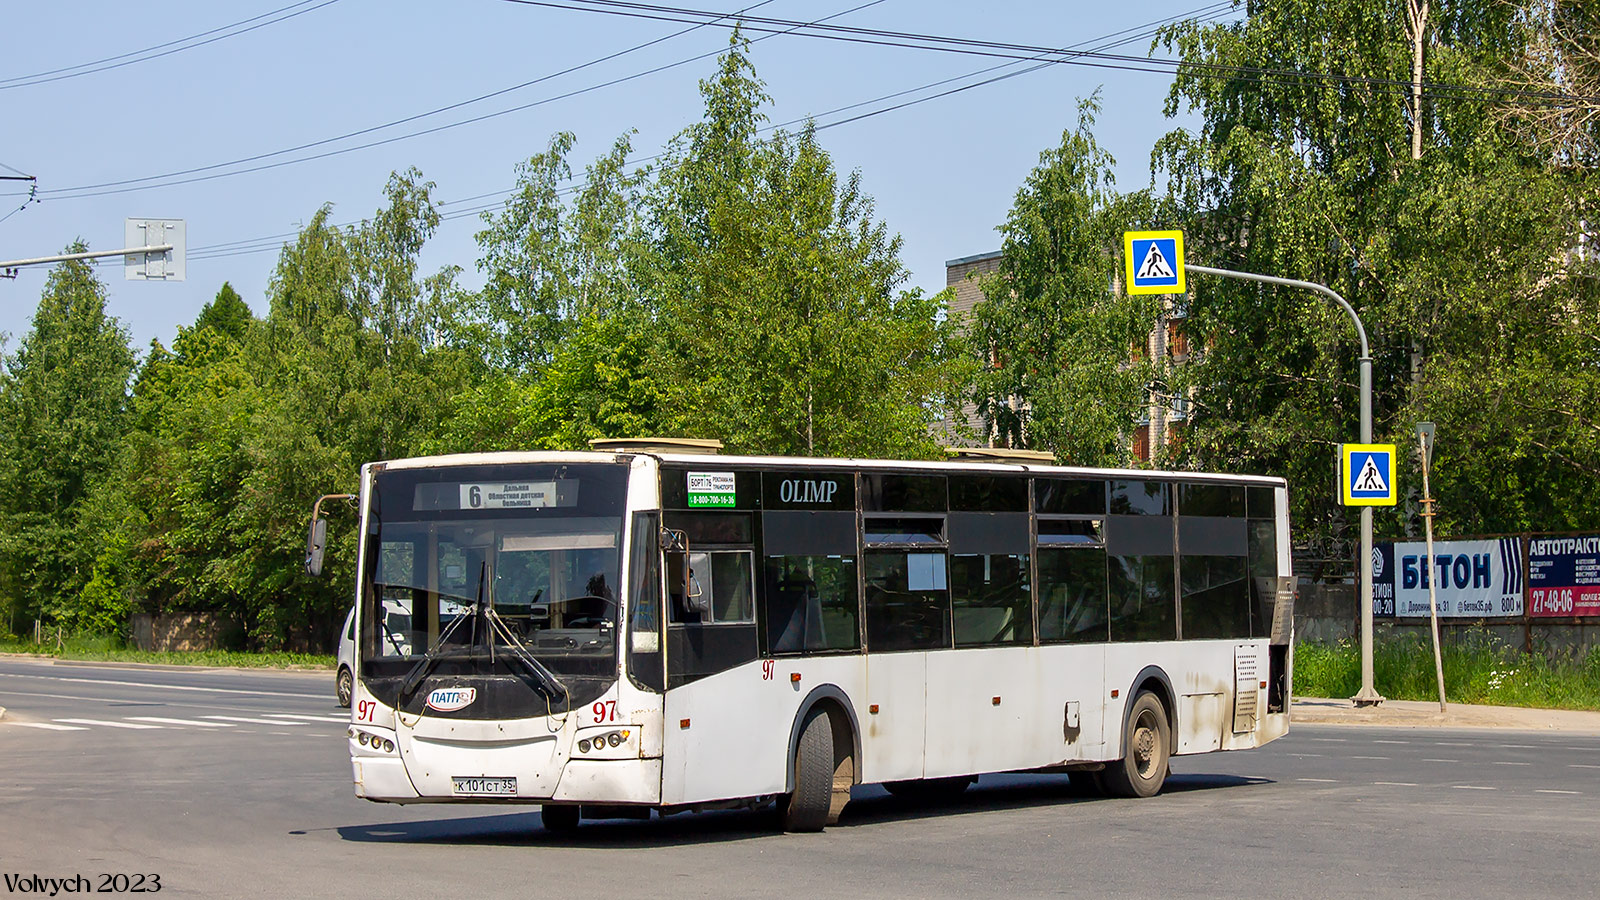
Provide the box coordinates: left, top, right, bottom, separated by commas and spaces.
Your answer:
945, 249, 1189, 462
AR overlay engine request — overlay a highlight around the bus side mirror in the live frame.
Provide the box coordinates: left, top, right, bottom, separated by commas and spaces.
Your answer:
305, 492, 356, 577
304, 517, 328, 577
659, 527, 686, 553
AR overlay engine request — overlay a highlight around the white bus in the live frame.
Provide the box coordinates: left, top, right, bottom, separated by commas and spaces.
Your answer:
324, 440, 1294, 832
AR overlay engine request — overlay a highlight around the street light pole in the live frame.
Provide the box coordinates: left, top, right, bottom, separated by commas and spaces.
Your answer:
1187, 264, 1384, 707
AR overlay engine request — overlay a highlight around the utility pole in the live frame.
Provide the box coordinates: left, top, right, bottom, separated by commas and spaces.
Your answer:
1416, 422, 1446, 712
1123, 233, 1384, 705
1185, 264, 1384, 707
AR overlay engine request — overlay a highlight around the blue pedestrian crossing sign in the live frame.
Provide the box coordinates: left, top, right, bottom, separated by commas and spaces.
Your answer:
1341, 443, 1397, 506
1124, 230, 1186, 295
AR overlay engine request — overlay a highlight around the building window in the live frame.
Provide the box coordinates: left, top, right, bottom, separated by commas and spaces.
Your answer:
1167, 320, 1190, 360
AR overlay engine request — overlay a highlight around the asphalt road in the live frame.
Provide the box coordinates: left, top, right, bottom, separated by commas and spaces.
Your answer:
3, 656, 1599, 899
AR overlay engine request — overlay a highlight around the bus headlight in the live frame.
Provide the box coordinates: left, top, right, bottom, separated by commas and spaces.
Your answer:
572, 727, 636, 758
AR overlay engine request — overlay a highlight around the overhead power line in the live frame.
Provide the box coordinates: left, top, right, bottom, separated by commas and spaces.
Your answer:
182, 2, 1234, 263
499, 0, 1600, 109
40, 0, 783, 199
47, 0, 1593, 205
38, 0, 881, 202
0, 0, 342, 91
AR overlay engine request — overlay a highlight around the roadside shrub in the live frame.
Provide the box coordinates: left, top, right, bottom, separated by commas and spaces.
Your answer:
1293, 631, 1600, 711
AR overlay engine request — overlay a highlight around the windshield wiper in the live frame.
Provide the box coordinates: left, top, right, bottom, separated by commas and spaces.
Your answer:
484, 606, 569, 704
398, 565, 485, 704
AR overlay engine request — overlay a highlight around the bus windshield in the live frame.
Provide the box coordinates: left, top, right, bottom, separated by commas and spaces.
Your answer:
358, 462, 628, 713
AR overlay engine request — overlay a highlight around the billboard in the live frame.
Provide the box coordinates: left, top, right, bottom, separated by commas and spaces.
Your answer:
1527, 535, 1600, 617
1373, 538, 1524, 618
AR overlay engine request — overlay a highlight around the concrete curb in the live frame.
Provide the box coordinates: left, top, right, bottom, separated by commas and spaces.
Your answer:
1293, 696, 1600, 735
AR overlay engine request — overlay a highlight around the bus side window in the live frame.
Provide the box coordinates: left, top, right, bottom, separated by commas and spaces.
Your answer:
760, 510, 861, 655
1178, 482, 1250, 640
764, 554, 859, 653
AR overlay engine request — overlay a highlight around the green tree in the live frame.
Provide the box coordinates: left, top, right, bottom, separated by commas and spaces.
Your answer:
194, 282, 253, 342
1152, 0, 1598, 539
473, 133, 650, 374
965, 97, 1160, 465
0, 246, 135, 631
648, 37, 965, 457
79, 169, 475, 650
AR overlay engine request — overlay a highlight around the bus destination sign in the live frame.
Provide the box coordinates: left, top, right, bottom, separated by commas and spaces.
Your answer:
459, 482, 558, 509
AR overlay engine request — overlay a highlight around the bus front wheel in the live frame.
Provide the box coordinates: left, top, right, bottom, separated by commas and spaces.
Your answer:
781, 708, 833, 832
1103, 691, 1170, 799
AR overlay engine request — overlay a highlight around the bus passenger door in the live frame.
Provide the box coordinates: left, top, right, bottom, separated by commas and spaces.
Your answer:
659, 515, 767, 804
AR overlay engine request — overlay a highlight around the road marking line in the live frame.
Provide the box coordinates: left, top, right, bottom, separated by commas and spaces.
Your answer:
263, 714, 349, 722
1298, 778, 1338, 783
54, 718, 161, 729
1423, 758, 1459, 763
1374, 782, 1417, 787
1434, 742, 1474, 747
1306, 738, 1347, 743
1350, 756, 1390, 760
0, 672, 325, 699
1535, 790, 1581, 795
1293, 753, 1326, 758
8, 722, 87, 731
1372, 740, 1410, 745
202, 716, 307, 726
1452, 785, 1496, 790
1492, 761, 1531, 767
1568, 764, 1600, 769
127, 717, 236, 727
1498, 744, 1537, 749
0, 688, 311, 716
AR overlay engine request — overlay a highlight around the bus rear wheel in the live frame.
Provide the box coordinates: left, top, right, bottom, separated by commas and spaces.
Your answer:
1103, 691, 1170, 799
781, 708, 833, 832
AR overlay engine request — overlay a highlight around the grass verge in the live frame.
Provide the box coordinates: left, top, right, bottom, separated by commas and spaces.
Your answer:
1295, 632, 1600, 711
0, 634, 334, 669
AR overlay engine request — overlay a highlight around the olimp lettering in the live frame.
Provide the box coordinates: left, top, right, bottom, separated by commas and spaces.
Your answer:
779, 479, 839, 505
